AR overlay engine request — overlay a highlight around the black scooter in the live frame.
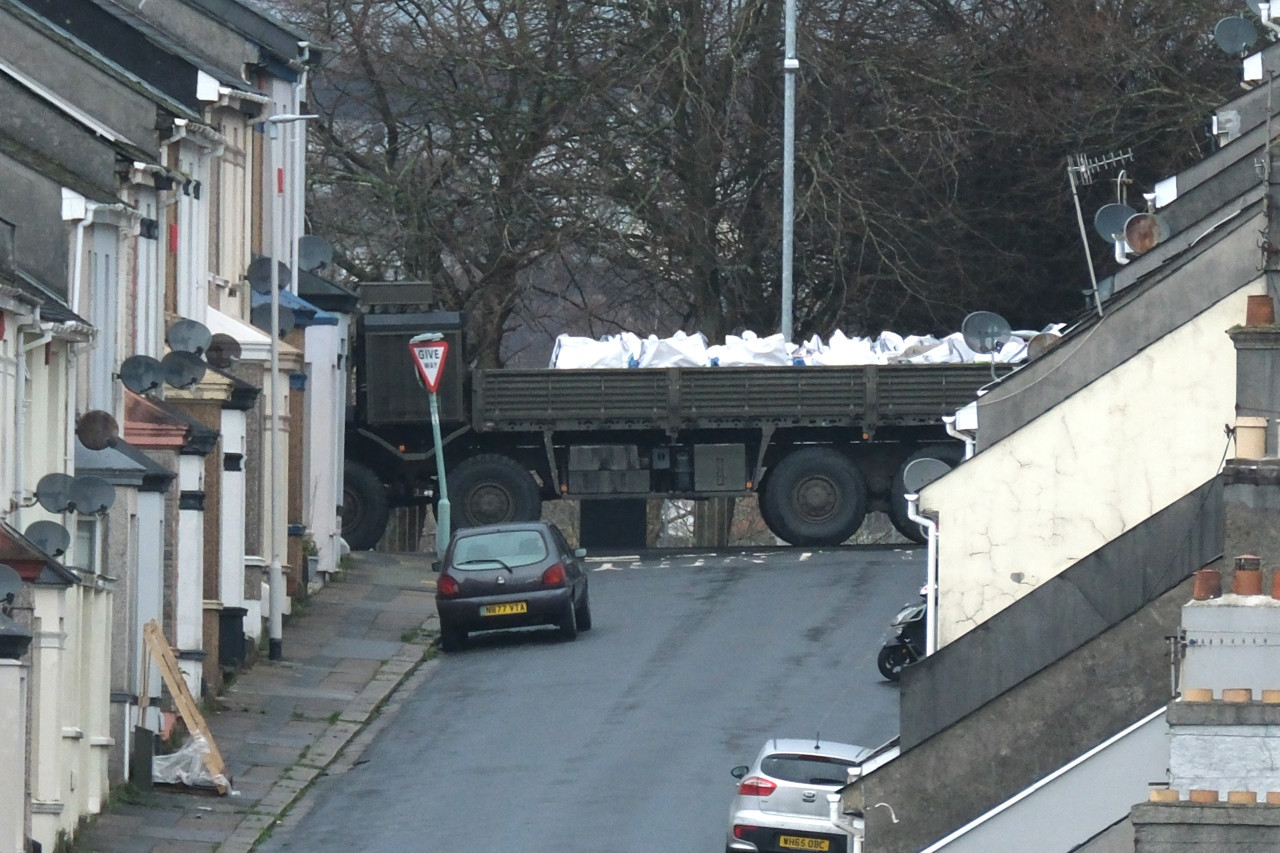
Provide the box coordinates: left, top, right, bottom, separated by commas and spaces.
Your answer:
878, 588, 926, 681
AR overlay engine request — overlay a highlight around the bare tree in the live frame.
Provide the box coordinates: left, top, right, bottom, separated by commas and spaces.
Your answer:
278, 0, 1241, 359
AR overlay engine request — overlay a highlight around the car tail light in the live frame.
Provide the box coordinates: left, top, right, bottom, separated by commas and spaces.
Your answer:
438, 574, 459, 597
733, 825, 762, 839
541, 563, 566, 586
737, 776, 776, 797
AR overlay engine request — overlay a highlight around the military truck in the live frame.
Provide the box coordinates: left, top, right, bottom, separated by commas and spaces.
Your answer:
341, 308, 996, 550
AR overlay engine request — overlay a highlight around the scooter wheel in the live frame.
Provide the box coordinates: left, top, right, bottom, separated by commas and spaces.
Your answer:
878, 643, 917, 682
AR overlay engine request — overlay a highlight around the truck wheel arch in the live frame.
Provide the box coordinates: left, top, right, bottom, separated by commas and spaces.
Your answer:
447, 453, 542, 530
342, 459, 391, 551
888, 444, 964, 544
759, 446, 868, 546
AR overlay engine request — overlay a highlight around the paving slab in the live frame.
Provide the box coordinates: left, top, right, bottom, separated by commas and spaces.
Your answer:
69, 552, 437, 853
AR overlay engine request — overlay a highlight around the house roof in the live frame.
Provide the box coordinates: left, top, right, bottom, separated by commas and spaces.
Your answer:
76, 435, 176, 492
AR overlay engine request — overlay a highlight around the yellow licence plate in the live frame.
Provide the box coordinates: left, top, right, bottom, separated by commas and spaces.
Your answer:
779, 837, 829, 852
481, 601, 528, 616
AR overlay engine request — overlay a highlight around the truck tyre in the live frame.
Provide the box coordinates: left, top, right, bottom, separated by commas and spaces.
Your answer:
759, 447, 868, 546
448, 454, 541, 530
341, 460, 390, 551
889, 444, 964, 544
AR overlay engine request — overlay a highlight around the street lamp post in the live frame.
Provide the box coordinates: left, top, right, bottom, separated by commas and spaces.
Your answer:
263, 113, 316, 661
781, 0, 798, 342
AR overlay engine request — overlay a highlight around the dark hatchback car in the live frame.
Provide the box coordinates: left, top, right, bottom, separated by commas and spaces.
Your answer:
434, 521, 591, 651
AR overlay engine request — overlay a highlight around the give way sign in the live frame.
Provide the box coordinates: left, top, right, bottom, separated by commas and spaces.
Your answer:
409, 338, 449, 394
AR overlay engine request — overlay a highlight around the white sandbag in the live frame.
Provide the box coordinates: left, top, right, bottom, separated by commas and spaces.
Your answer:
810, 330, 877, 365
549, 332, 642, 368
708, 331, 793, 366
636, 331, 711, 367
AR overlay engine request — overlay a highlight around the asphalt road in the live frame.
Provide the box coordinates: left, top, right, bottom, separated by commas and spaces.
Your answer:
258, 545, 923, 853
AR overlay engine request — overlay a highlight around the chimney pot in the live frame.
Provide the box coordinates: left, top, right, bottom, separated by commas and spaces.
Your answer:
1193, 568, 1222, 600
1247, 294, 1276, 326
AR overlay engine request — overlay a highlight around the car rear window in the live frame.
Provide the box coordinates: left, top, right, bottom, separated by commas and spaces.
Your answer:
761, 754, 858, 786
451, 531, 548, 569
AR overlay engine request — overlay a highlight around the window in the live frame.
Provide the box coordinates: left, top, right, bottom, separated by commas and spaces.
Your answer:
451, 531, 548, 569
75, 516, 101, 574
761, 754, 859, 786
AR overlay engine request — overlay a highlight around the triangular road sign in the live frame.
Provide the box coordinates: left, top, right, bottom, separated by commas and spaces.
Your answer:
409, 339, 449, 394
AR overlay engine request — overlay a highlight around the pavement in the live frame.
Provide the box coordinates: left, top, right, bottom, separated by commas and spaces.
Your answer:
72, 551, 440, 853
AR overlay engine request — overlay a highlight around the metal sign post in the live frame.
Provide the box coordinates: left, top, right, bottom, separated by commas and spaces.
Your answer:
408, 333, 451, 555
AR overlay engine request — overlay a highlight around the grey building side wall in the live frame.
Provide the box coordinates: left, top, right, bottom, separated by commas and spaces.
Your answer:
847, 576, 1193, 853
0, 154, 72, 296
978, 208, 1263, 448
0, 4, 166, 159
1076, 819, 1134, 853
901, 475, 1223, 748
107, 0, 259, 83
1132, 803, 1280, 853
0, 77, 122, 197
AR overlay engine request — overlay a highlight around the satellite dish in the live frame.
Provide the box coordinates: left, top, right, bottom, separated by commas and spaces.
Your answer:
250, 303, 296, 337
34, 473, 76, 513
205, 333, 242, 369
24, 520, 70, 557
961, 311, 1013, 355
76, 410, 119, 450
1027, 332, 1063, 360
1123, 212, 1172, 254
902, 457, 952, 495
1093, 203, 1138, 242
1247, 0, 1265, 19
69, 476, 115, 514
162, 351, 207, 389
0, 564, 21, 612
1214, 16, 1259, 55
297, 235, 333, 272
246, 256, 291, 294
166, 318, 212, 356
119, 354, 165, 395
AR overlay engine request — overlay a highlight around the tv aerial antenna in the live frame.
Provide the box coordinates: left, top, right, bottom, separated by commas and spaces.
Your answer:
1067, 149, 1133, 319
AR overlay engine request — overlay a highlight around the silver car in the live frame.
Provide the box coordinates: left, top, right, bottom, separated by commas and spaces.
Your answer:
726, 738, 872, 853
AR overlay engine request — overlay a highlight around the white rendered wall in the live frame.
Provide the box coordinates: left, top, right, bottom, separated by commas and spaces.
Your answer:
304, 321, 346, 575
924, 285, 1259, 644
0, 660, 27, 853
219, 408, 247, 607
176, 454, 205, 697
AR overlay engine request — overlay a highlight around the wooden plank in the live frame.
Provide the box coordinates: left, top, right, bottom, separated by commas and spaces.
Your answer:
142, 620, 228, 793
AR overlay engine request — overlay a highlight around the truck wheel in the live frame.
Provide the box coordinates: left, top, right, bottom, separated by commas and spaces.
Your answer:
341, 460, 390, 551
760, 447, 868, 546
888, 444, 964, 544
448, 454, 541, 530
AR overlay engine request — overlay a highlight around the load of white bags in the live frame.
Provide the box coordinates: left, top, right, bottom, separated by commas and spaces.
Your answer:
548, 325, 1064, 369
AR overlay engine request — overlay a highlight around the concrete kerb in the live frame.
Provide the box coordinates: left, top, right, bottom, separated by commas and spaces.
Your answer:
222, 620, 441, 853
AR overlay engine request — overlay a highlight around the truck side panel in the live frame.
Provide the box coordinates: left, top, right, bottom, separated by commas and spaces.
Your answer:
472, 364, 994, 433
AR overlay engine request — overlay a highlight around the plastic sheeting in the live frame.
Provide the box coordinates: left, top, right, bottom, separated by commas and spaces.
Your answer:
152, 733, 231, 792
549, 325, 1065, 368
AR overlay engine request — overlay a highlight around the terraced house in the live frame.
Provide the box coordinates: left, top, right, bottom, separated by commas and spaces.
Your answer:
839, 33, 1280, 853
0, 2, 354, 850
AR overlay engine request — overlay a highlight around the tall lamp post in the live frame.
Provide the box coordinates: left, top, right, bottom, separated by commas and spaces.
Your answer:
781, 0, 798, 342
263, 113, 316, 660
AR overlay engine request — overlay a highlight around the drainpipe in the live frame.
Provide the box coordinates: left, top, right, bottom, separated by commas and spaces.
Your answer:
942, 415, 975, 460
71, 205, 96, 317
13, 308, 50, 526
906, 493, 939, 655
